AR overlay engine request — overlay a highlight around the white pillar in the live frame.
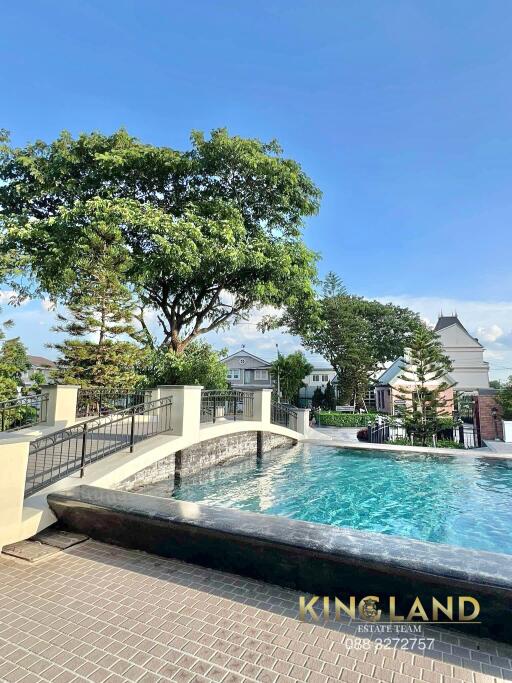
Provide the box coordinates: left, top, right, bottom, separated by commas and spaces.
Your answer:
251, 388, 273, 426
42, 385, 80, 429
157, 385, 203, 439
295, 408, 310, 436
0, 436, 30, 550
149, 387, 161, 402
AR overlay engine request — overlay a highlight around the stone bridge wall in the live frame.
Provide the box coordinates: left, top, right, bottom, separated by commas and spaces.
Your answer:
118, 431, 296, 492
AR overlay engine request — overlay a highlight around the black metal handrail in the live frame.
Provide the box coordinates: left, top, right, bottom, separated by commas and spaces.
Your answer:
76, 387, 152, 418
271, 402, 298, 431
200, 390, 254, 424
25, 396, 173, 497
0, 393, 49, 432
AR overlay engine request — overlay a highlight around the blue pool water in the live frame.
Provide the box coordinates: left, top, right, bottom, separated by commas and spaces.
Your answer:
139, 444, 512, 555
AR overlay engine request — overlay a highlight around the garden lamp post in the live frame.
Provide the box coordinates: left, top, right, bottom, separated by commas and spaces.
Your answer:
491, 406, 499, 440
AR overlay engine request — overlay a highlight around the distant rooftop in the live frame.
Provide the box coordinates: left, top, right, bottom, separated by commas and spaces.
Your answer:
28, 355, 56, 368
434, 315, 470, 335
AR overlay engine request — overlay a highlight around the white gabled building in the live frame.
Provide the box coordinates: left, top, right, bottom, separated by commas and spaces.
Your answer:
221, 349, 273, 390
434, 315, 490, 392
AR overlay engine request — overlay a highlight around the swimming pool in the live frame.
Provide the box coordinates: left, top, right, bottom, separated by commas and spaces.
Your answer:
137, 444, 512, 555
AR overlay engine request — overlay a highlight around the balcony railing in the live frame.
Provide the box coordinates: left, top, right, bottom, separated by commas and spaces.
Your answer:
271, 402, 298, 431
76, 387, 152, 418
26, 396, 173, 497
200, 390, 254, 424
0, 393, 49, 432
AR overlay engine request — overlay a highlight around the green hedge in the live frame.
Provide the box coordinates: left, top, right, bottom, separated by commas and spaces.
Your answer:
314, 411, 379, 427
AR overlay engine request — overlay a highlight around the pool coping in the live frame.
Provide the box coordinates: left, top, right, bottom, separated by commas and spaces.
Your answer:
305, 436, 512, 460
48, 484, 512, 588
48, 484, 512, 642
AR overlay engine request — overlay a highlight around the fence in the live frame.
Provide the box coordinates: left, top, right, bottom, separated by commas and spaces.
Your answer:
367, 417, 481, 449
25, 396, 173, 497
271, 402, 298, 431
0, 393, 49, 432
76, 388, 152, 418
200, 390, 254, 424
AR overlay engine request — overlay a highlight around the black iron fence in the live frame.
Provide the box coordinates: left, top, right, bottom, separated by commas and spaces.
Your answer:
367, 417, 481, 449
25, 396, 173, 497
76, 387, 152, 418
271, 402, 298, 431
200, 390, 254, 424
0, 393, 49, 432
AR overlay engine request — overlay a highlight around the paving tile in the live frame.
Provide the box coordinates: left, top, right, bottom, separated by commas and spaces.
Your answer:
0, 539, 505, 683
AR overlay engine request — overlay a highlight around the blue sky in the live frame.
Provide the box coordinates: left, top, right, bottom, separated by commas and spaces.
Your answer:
2, 1, 512, 376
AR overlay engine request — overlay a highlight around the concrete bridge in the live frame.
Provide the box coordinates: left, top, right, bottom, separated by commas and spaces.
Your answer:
0, 385, 310, 550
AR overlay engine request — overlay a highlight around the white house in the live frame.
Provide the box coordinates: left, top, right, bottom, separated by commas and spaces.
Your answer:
434, 315, 490, 391
221, 349, 336, 402
21, 355, 56, 387
222, 350, 273, 390
374, 356, 456, 415
298, 366, 337, 405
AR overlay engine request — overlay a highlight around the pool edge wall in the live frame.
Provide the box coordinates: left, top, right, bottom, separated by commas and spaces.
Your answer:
47, 485, 512, 643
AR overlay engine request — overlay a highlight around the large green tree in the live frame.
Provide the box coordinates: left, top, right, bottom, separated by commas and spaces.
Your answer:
398, 327, 454, 446
268, 272, 425, 405
0, 337, 30, 400
0, 128, 320, 354
142, 340, 228, 390
271, 351, 313, 404
51, 220, 144, 387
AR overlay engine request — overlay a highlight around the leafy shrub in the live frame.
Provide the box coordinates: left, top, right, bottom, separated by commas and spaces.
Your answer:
316, 411, 379, 427
498, 378, 512, 420
436, 439, 465, 449
357, 428, 368, 441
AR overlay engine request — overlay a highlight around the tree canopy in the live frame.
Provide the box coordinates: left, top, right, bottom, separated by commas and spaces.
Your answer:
270, 351, 313, 404
397, 327, 454, 445
0, 337, 30, 400
270, 272, 425, 405
0, 128, 320, 354
142, 340, 228, 390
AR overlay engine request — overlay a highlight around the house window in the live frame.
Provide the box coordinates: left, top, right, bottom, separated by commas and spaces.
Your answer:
312, 374, 320, 382
254, 370, 268, 380
322, 374, 329, 382
227, 369, 241, 380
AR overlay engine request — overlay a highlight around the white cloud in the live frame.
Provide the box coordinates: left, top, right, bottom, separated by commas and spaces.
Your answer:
40, 298, 55, 312
477, 324, 503, 343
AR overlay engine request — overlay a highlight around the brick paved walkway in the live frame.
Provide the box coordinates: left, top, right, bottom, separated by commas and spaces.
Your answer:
0, 540, 511, 683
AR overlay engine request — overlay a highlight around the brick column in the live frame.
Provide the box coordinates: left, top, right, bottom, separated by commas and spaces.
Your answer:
476, 391, 503, 441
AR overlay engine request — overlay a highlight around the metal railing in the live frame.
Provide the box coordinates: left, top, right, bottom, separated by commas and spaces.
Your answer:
367, 416, 481, 449
271, 402, 298, 431
200, 390, 254, 424
76, 387, 152, 418
0, 393, 49, 432
25, 396, 173, 497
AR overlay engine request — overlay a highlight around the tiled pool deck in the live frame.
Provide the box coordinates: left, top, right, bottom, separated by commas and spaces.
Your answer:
1, 540, 511, 683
